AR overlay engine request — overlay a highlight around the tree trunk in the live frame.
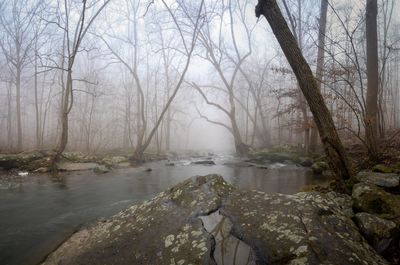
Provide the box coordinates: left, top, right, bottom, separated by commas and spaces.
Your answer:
255, 0, 353, 180
34, 48, 41, 150
310, 0, 328, 153
16, 68, 22, 152
7, 82, 13, 150
365, 0, 379, 161
57, 69, 72, 158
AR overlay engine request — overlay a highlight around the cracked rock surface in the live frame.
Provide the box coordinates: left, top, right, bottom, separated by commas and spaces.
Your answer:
42, 175, 388, 265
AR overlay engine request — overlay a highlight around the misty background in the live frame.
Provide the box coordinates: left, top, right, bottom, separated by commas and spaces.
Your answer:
0, 0, 399, 155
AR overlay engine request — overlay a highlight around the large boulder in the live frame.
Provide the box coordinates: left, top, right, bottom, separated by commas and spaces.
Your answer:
0, 152, 45, 170
101, 156, 128, 167
299, 157, 313, 167
354, 171, 399, 188
43, 175, 388, 265
57, 162, 102, 172
352, 183, 400, 220
372, 164, 395, 174
354, 212, 397, 253
311, 161, 329, 175
248, 151, 298, 163
42, 175, 233, 265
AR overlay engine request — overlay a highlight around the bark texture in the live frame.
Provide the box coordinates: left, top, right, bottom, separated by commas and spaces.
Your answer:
255, 0, 353, 180
365, 0, 379, 161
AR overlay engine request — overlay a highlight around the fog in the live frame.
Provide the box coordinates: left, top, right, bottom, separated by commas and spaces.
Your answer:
0, 0, 399, 157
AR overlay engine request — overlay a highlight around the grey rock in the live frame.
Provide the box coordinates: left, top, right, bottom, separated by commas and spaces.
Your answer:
355, 171, 399, 188
42, 175, 388, 265
93, 165, 110, 174
34, 167, 49, 173
311, 161, 329, 174
191, 160, 216, 165
299, 157, 313, 167
115, 162, 130, 168
102, 156, 128, 167
354, 212, 397, 253
0, 152, 44, 170
352, 183, 400, 219
246, 162, 269, 169
57, 162, 100, 171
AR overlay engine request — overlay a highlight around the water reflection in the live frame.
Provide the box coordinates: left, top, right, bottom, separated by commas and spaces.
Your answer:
200, 211, 257, 265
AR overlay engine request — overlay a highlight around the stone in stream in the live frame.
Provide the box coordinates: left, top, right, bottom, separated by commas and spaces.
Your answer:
299, 157, 313, 167
93, 165, 110, 174
101, 156, 129, 167
191, 160, 216, 165
57, 162, 101, 171
0, 152, 46, 170
42, 175, 388, 265
311, 161, 329, 175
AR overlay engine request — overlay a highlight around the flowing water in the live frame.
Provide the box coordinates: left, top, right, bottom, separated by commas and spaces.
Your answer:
0, 156, 328, 265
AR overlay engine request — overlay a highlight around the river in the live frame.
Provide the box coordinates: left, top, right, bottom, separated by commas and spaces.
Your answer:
0, 156, 328, 265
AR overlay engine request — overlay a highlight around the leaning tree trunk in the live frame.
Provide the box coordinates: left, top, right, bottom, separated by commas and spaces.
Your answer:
255, 0, 353, 180
365, 0, 379, 162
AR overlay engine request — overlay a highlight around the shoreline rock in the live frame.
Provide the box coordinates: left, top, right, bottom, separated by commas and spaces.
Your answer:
42, 175, 389, 265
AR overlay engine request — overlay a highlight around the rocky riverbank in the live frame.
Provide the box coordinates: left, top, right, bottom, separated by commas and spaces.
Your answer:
0, 151, 168, 173
41, 172, 399, 265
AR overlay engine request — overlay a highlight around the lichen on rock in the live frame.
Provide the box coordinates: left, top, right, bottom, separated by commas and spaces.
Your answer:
42, 174, 389, 265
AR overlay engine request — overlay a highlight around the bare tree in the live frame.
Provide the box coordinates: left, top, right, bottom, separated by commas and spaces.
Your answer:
193, 0, 253, 155
49, 0, 111, 164
0, 0, 40, 151
256, 0, 353, 181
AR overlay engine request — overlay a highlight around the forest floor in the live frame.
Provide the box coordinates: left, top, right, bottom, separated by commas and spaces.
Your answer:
346, 129, 400, 172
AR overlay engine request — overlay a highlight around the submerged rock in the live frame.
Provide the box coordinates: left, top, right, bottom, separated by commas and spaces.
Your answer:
43, 175, 388, 265
93, 165, 110, 174
191, 160, 216, 165
246, 162, 269, 169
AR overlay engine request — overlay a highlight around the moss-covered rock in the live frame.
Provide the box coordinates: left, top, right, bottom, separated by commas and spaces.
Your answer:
352, 183, 400, 220
43, 175, 388, 265
248, 149, 303, 164
354, 212, 397, 253
42, 175, 232, 265
372, 164, 395, 174
101, 156, 128, 167
299, 157, 313, 167
354, 171, 399, 188
57, 162, 101, 171
0, 152, 45, 170
311, 161, 329, 175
